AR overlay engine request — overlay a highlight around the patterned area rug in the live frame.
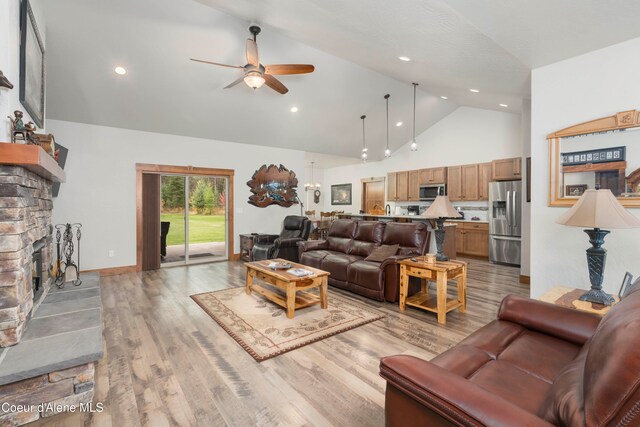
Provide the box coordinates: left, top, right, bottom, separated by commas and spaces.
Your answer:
191, 287, 385, 361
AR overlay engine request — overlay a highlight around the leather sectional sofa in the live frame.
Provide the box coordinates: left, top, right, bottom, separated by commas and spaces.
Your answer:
297, 219, 429, 302
380, 278, 640, 427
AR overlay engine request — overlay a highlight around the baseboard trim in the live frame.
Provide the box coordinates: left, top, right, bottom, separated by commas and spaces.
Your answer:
519, 275, 530, 284
457, 254, 489, 261
82, 265, 138, 277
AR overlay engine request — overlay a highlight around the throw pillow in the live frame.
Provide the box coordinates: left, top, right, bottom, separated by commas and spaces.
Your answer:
365, 244, 400, 262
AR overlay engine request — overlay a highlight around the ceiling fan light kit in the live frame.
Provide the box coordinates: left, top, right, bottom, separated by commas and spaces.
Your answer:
190, 25, 314, 95
244, 71, 265, 89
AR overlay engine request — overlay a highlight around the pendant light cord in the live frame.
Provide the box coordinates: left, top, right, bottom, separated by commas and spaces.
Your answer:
361, 115, 366, 149
385, 94, 390, 151
412, 83, 418, 142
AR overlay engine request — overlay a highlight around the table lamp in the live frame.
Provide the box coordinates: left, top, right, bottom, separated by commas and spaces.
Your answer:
423, 195, 462, 261
556, 189, 640, 305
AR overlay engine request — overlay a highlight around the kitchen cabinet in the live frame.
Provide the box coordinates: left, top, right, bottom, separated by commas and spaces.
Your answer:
420, 167, 447, 185
492, 157, 522, 181
479, 162, 492, 200
448, 164, 481, 201
455, 226, 464, 252
396, 171, 409, 201
447, 166, 462, 201
461, 164, 479, 201
387, 172, 397, 201
450, 222, 489, 258
387, 171, 409, 201
408, 170, 420, 201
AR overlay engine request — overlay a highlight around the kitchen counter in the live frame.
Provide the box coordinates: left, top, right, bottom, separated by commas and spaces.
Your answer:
338, 213, 485, 225
447, 219, 489, 223
339, 213, 444, 221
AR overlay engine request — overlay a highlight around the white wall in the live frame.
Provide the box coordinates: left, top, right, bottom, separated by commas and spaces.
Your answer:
322, 107, 522, 214
48, 120, 316, 270
530, 36, 640, 298
520, 99, 532, 277
0, 0, 45, 138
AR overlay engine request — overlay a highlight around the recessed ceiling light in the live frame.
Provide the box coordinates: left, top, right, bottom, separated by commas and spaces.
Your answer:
398, 56, 411, 62
440, 96, 448, 100
114, 66, 127, 75
499, 103, 508, 108
290, 106, 299, 113
469, 89, 479, 93
396, 121, 403, 127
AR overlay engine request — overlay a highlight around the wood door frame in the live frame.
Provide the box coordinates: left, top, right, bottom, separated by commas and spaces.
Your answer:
136, 163, 235, 272
361, 176, 385, 212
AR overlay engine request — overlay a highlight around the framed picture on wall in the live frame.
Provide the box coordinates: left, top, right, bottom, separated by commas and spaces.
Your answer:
331, 184, 352, 205
19, 0, 46, 128
566, 184, 587, 197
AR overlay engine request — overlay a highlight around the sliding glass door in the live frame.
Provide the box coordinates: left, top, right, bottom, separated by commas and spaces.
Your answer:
160, 175, 228, 265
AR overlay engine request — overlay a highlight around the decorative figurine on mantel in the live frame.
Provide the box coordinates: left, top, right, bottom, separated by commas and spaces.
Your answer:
0, 70, 13, 89
7, 110, 40, 144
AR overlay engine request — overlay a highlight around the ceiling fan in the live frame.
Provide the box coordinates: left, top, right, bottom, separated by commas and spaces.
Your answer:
191, 25, 315, 94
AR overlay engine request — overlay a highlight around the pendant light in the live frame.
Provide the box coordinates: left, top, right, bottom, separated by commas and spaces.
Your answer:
384, 94, 391, 158
360, 115, 368, 162
304, 161, 321, 190
410, 82, 418, 152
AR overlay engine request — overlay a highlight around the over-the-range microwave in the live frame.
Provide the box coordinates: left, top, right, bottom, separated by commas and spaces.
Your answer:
419, 184, 446, 201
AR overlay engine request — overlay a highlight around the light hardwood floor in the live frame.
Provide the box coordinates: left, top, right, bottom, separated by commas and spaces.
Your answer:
33, 258, 527, 427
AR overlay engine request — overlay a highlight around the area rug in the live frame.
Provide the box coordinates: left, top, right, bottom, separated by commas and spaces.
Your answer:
191, 287, 384, 361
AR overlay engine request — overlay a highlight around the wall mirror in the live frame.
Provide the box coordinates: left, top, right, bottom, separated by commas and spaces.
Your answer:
548, 109, 640, 207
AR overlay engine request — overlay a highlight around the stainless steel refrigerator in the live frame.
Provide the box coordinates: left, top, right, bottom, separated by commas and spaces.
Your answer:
488, 181, 521, 266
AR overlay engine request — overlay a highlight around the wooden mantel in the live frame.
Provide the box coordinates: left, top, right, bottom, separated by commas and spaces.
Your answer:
0, 143, 66, 182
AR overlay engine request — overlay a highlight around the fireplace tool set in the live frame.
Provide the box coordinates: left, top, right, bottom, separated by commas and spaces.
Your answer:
53, 223, 82, 288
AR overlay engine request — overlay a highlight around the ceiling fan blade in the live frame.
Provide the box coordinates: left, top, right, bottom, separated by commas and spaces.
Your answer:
264, 74, 288, 94
190, 58, 244, 69
224, 76, 245, 89
264, 64, 315, 75
246, 39, 259, 67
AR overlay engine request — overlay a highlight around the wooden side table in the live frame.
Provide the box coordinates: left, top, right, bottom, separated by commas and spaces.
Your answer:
539, 286, 619, 316
239, 233, 257, 262
398, 258, 467, 325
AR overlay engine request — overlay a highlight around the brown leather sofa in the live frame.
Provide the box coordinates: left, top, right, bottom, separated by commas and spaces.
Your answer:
298, 219, 429, 302
379, 278, 640, 427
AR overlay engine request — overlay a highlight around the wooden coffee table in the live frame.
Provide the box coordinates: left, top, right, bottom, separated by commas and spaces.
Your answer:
244, 259, 329, 319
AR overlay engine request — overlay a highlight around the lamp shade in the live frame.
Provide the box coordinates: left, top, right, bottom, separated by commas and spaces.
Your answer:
556, 189, 640, 229
422, 195, 462, 219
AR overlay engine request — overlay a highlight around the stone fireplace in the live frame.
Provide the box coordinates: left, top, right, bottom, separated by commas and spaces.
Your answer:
0, 165, 54, 347
0, 145, 103, 426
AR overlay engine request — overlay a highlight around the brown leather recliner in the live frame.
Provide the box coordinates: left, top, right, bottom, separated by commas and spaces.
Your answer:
252, 215, 312, 263
380, 278, 640, 427
298, 219, 429, 302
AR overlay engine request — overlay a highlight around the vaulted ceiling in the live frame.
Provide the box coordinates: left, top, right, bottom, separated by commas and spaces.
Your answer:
42, 0, 640, 161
